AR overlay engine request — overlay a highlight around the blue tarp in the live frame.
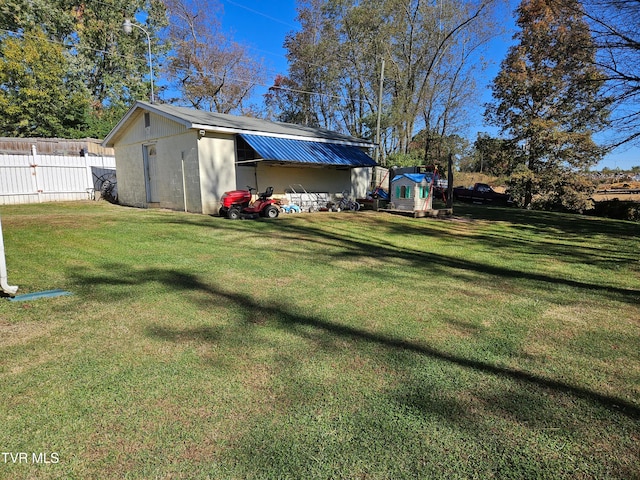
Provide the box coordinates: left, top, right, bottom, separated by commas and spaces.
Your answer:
239, 134, 376, 167
372, 188, 389, 200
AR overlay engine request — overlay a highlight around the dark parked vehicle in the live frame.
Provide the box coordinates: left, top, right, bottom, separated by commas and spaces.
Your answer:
453, 183, 513, 205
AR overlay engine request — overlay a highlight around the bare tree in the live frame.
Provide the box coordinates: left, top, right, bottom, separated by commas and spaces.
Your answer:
548, 0, 640, 149
164, 0, 266, 114
279, 0, 501, 163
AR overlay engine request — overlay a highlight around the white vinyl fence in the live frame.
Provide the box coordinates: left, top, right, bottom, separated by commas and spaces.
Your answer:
0, 146, 116, 205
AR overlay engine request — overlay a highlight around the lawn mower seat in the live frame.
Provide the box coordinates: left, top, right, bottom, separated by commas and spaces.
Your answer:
260, 186, 274, 199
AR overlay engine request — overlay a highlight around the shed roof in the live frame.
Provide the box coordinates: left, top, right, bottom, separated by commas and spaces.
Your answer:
239, 134, 376, 167
103, 101, 375, 148
392, 173, 434, 183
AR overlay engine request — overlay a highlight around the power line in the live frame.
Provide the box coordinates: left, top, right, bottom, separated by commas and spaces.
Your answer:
77, 0, 299, 74
0, 0, 380, 109
0, 27, 370, 106
5, 0, 323, 83
0, 27, 127, 59
221, 0, 297, 29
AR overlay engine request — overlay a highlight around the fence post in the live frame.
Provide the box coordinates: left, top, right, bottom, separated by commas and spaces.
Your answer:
30, 144, 42, 202
83, 149, 95, 199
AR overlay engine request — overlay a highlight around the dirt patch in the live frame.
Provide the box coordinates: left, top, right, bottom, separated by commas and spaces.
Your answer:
592, 192, 640, 202
453, 172, 504, 188
603, 181, 640, 190
0, 321, 64, 380
0, 320, 55, 348
594, 181, 640, 202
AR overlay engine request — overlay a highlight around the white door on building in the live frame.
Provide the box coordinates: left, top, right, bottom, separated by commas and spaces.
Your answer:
143, 144, 159, 203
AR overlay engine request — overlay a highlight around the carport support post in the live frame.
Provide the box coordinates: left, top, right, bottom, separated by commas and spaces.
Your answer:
0, 215, 18, 296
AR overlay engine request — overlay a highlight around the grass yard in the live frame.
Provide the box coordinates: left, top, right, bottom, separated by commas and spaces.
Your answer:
0, 201, 638, 479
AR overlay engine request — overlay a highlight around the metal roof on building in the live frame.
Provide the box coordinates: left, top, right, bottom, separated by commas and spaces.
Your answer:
239, 134, 376, 168
103, 101, 375, 148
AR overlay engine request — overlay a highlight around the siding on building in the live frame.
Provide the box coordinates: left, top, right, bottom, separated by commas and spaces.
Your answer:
115, 130, 201, 212
105, 102, 377, 214
109, 110, 182, 147
197, 133, 238, 215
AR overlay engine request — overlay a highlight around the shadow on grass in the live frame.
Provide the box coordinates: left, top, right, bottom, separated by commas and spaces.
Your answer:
71, 265, 639, 421
146, 324, 223, 343
263, 213, 640, 305
158, 204, 639, 274
451, 203, 640, 238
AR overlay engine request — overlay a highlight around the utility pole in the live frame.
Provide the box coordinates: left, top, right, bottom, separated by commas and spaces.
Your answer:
375, 58, 385, 165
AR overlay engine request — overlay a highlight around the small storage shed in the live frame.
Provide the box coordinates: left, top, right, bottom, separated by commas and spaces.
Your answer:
390, 173, 433, 212
102, 101, 377, 215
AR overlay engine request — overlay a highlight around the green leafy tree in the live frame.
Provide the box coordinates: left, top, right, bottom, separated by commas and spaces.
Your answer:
0, 0, 75, 36
0, 0, 167, 138
411, 130, 471, 169
264, 74, 318, 125
277, 0, 344, 130
473, 133, 518, 175
485, 0, 610, 210
386, 152, 424, 168
0, 30, 90, 137
71, 0, 167, 118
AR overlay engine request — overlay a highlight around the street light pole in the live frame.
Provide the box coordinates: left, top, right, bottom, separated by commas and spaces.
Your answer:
123, 19, 154, 103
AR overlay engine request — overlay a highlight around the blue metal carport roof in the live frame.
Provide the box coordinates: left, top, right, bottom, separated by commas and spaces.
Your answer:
239, 134, 377, 168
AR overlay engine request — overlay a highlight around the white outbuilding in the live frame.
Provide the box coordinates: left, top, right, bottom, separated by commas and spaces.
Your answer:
102, 102, 377, 215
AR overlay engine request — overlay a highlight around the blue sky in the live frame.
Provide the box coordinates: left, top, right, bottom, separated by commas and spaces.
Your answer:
217, 0, 638, 170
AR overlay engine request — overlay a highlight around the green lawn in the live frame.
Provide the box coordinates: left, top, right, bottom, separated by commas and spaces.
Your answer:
1, 201, 638, 479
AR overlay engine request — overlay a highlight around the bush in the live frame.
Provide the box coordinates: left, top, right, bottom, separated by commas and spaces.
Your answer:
508, 168, 597, 213
590, 199, 640, 221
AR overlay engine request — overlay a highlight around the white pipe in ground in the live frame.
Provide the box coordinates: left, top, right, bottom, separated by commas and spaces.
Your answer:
0, 215, 18, 296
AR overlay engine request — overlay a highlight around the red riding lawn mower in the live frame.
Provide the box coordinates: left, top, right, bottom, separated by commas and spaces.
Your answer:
219, 186, 280, 220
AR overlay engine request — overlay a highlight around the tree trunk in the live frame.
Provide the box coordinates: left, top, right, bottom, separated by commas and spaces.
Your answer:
525, 155, 534, 208
447, 153, 454, 209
